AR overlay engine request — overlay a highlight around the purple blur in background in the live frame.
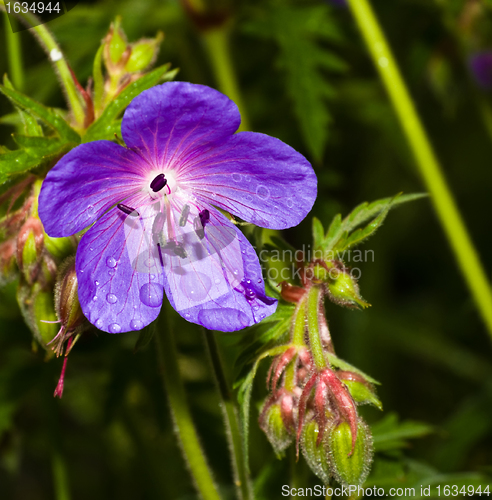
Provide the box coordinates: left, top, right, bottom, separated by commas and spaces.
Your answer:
469, 51, 492, 90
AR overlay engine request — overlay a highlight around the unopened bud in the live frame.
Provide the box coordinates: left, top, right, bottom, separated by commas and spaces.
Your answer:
329, 419, 373, 487
55, 258, 84, 332
104, 16, 128, 68
125, 32, 164, 73
326, 268, 370, 309
301, 419, 332, 484
17, 218, 44, 284
259, 393, 295, 456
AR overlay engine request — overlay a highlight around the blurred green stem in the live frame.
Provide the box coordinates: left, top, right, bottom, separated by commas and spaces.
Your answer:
155, 323, 222, 500
202, 26, 250, 131
0, 0, 85, 127
3, 14, 25, 91
307, 286, 326, 370
347, 0, 492, 340
203, 328, 253, 500
52, 450, 71, 500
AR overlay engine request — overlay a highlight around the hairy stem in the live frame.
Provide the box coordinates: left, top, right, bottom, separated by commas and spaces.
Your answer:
4, 14, 25, 91
155, 322, 222, 500
202, 26, 250, 131
203, 328, 253, 500
306, 286, 326, 371
347, 0, 492, 339
0, 1, 85, 127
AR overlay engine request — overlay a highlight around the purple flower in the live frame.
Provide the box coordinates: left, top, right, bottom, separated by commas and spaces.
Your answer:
39, 82, 317, 333
469, 51, 492, 90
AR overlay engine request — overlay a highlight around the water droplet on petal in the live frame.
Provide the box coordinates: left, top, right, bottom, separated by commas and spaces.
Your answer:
130, 319, 143, 330
260, 313, 266, 319
108, 269, 116, 277
90, 247, 93, 251
246, 194, 253, 202
106, 257, 117, 268
232, 173, 241, 182
180, 272, 212, 302
87, 205, 95, 216
139, 283, 164, 307
95, 280, 99, 286
287, 198, 294, 208
245, 286, 256, 300
92, 296, 98, 301
95, 319, 103, 329
150, 274, 155, 281
106, 293, 117, 304
253, 305, 259, 311
185, 313, 191, 318
233, 269, 239, 276
109, 323, 121, 333
214, 278, 221, 285
256, 185, 270, 200
257, 279, 262, 284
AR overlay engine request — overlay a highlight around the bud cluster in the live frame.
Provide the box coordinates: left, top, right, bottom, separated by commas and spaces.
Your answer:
258, 256, 379, 487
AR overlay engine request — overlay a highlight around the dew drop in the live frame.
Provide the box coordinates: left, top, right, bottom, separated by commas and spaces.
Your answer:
257, 278, 262, 284
180, 272, 212, 302
287, 198, 294, 209
95, 280, 99, 286
130, 319, 144, 330
106, 293, 117, 304
109, 323, 121, 333
232, 173, 242, 182
233, 269, 239, 276
150, 274, 156, 281
90, 247, 94, 251
87, 205, 95, 216
214, 278, 221, 285
106, 257, 117, 268
245, 286, 256, 300
108, 269, 116, 277
185, 313, 191, 318
95, 319, 103, 329
139, 283, 164, 307
253, 305, 259, 311
92, 296, 98, 301
256, 185, 270, 200
246, 194, 253, 202
260, 313, 266, 319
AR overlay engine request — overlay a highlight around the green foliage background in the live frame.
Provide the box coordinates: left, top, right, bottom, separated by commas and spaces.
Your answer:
0, 0, 491, 498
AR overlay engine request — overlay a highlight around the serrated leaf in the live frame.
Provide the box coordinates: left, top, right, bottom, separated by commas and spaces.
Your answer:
323, 193, 427, 252
244, 4, 346, 160
84, 65, 178, 142
371, 413, 435, 452
0, 83, 80, 143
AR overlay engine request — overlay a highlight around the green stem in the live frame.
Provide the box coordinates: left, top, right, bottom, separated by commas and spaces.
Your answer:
347, 0, 492, 340
4, 14, 25, 91
203, 328, 253, 500
292, 297, 307, 347
51, 450, 71, 500
306, 286, 326, 370
202, 26, 250, 131
155, 323, 222, 500
0, 1, 85, 128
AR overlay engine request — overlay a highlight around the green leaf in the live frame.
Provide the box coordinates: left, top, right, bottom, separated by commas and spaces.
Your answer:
322, 193, 427, 253
0, 82, 80, 143
371, 413, 435, 452
312, 217, 325, 250
2, 76, 43, 136
84, 64, 178, 142
244, 4, 347, 160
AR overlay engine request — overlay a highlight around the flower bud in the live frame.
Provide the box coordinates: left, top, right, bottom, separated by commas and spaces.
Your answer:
16, 217, 45, 285
326, 267, 369, 309
259, 392, 295, 456
125, 32, 164, 73
328, 419, 373, 487
104, 17, 129, 70
55, 258, 85, 332
17, 281, 58, 348
301, 419, 332, 484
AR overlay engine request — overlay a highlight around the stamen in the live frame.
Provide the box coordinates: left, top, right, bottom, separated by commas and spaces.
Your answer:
150, 174, 167, 192
117, 203, 139, 216
152, 212, 166, 244
199, 209, 210, 227
179, 204, 190, 227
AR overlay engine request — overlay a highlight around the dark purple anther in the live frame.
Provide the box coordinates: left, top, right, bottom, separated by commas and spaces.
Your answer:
117, 203, 139, 216
150, 174, 167, 192
199, 209, 210, 227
